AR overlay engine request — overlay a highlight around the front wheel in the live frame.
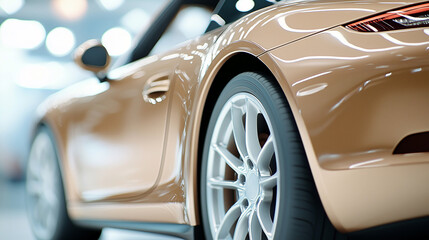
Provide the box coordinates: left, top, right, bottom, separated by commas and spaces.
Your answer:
200, 72, 335, 240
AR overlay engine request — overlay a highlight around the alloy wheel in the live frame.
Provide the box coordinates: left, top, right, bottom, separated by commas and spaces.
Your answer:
206, 92, 279, 240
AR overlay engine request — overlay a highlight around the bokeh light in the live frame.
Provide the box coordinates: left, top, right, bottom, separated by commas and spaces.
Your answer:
101, 27, 132, 56
121, 9, 150, 34
0, 0, 25, 15
15, 62, 67, 89
0, 19, 45, 49
46, 27, 76, 57
235, 0, 255, 12
52, 0, 87, 21
177, 7, 212, 39
97, 0, 124, 11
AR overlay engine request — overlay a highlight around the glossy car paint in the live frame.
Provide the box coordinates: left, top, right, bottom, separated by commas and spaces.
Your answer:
36, 0, 429, 233
264, 25, 429, 232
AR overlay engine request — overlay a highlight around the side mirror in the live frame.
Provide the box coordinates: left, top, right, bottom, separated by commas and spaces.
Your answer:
74, 40, 111, 81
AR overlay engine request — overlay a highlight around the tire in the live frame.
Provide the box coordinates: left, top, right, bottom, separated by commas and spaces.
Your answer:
26, 126, 101, 240
200, 72, 341, 240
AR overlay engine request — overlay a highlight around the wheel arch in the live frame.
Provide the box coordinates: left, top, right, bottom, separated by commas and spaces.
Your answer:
32, 120, 63, 179
194, 52, 277, 219
196, 52, 278, 176
29, 119, 85, 223
188, 47, 326, 227
31, 118, 78, 206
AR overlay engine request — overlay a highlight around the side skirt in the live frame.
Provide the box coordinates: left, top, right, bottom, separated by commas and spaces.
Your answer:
75, 220, 195, 240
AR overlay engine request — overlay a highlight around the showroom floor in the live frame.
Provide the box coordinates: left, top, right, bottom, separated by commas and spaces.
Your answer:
0, 179, 181, 240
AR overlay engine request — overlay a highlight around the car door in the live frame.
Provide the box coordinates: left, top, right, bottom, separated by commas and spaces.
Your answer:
64, 53, 177, 202
64, 3, 213, 202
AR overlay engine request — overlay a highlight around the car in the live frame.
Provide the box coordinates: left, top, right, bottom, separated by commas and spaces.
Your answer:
26, 0, 429, 239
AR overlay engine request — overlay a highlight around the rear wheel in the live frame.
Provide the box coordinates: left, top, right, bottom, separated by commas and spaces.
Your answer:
26, 127, 101, 240
200, 72, 339, 240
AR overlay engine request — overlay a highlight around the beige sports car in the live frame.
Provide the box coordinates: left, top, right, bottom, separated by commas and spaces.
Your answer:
26, 0, 429, 239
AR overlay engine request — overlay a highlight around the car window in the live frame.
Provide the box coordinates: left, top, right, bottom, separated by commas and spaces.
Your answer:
150, 5, 213, 55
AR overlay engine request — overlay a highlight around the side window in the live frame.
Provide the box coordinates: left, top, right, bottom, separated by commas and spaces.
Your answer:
150, 5, 212, 55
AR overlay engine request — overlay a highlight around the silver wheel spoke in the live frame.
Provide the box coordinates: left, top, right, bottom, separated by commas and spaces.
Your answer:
257, 201, 274, 239
35, 198, 43, 224
256, 136, 274, 172
208, 177, 243, 190
40, 198, 50, 229
233, 208, 251, 240
231, 103, 248, 158
260, 173, 278, 189
44, 190, 57, 207
249, 209, 262, 240
27, 178, 42, 196
28, 158, 41, 178
42, 204, 50, 229
212, 143, 243, 174
245, 100, 261, 163
216, 200, 242, 239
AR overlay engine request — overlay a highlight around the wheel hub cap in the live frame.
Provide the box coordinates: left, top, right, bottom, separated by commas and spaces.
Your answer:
245, 171, 260, 202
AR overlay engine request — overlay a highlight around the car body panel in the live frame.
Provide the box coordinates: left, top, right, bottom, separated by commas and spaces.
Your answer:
269, 26, 429, 168
217, 0, 414, 53
36, 0, 429, 234
264, 26, 429, 232
69, 202, 187, 224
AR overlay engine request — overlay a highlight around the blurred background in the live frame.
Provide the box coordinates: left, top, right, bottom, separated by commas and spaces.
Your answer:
0, 0, 210, 239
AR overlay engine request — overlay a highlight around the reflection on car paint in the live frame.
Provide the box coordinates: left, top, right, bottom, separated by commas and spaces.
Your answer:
37, 0, 429, 234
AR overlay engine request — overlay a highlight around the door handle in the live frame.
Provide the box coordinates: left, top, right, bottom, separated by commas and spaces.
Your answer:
142, 75, 170, 104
